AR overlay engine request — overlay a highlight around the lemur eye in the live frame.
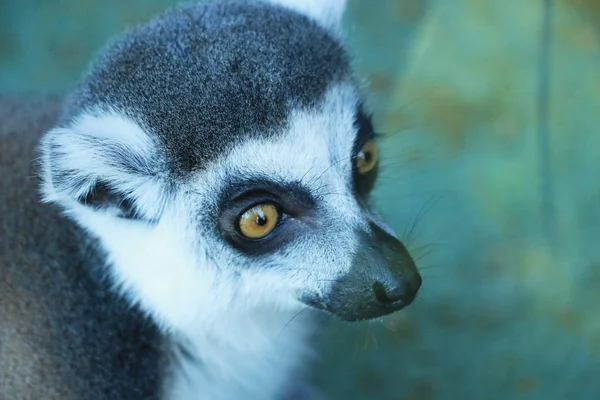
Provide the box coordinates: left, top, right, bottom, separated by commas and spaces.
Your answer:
237, 203, 279, 240
356, 139, 378, 174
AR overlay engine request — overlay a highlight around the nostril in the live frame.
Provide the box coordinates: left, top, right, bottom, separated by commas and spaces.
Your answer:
373, 281, 406, 304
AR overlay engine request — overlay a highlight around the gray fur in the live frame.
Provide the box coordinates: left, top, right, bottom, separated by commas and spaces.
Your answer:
0, 2, 351, 398
0, 1, 421, 399
63, 1, 351, 175
0, 97, 164, 400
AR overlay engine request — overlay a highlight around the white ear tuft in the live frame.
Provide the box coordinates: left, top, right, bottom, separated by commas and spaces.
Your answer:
40, 109, 167, 221
264, 0, 347, 32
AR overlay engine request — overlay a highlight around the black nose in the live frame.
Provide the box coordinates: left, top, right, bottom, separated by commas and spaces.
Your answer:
305, 221, 423, 322
372, 275, 422, 310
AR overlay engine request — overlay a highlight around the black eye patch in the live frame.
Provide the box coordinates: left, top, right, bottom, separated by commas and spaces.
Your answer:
352, 106, 379, 197
217, 176, 318, 256
353, 106, 376, 154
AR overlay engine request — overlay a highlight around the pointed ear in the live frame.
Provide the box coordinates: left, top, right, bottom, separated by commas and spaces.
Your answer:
39, 110, 167, 222
263, 0, 347, 32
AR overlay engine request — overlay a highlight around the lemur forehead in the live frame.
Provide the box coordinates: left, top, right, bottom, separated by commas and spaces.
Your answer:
198, 83, 360, 195
61, 1, 351, 177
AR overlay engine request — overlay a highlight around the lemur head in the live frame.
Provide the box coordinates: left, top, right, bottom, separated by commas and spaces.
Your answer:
40, 0, 421, 333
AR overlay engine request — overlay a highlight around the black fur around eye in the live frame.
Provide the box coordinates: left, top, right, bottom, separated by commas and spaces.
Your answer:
221, 199, 296, 255
354, 109, 375, 142
353, 162, 378, 196
352, 108, 379, 197
78, 180, 139, 220
218, 178, 317, 256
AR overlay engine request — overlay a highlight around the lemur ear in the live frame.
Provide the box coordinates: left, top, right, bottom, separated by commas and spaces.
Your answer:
40, 110, 166, 222
263, 0, 347, 32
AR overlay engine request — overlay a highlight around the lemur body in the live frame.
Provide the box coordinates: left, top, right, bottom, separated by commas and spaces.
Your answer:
0, 1, 422, 399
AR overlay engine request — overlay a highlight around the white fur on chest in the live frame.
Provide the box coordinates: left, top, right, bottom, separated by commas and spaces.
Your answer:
165, 308, 315, 400
73, 211, 317, 399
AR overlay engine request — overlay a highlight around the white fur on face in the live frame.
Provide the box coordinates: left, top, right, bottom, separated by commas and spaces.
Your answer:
192, 81, 366, 305
40, 83, 366, 399
262, 0, 347, 32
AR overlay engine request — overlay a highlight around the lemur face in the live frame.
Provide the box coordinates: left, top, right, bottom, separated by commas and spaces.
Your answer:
40, 1, 421, 332
191, 82, 421, 322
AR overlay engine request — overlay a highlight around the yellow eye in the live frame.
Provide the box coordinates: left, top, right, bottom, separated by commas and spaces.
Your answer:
356, 139, 378, 174
238, 203, 279, 240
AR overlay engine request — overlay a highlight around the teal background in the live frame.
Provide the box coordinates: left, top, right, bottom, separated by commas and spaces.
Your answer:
2, 0, 599, 399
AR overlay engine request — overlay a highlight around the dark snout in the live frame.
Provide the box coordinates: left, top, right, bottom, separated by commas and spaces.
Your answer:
305, 222, 422, 321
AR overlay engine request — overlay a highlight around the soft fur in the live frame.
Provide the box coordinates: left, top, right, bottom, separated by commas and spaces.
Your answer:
0, 1, 421, 399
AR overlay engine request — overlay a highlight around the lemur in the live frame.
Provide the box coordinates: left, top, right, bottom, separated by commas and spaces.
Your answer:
0, 0, 422, 399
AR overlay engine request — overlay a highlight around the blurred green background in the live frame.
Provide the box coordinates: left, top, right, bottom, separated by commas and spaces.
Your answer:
2, 0, 599, 399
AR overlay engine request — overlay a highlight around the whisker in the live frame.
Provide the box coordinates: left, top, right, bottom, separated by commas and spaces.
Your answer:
404, 194, 443, 246
412, 247, 436, 262
304, 155, 354, 188
299, 163, 317, 185
315, 191, 356, 200
311, 314, 331, 340
277, 306, 310, 339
